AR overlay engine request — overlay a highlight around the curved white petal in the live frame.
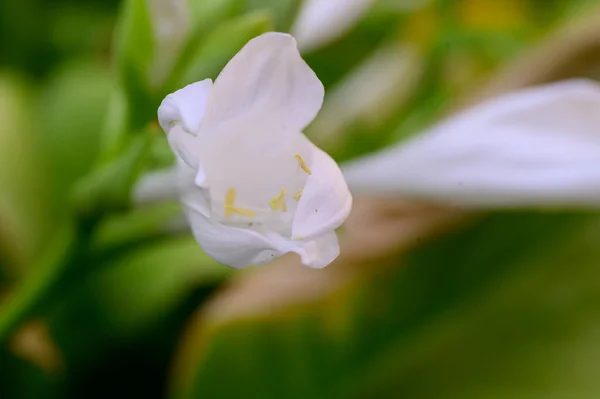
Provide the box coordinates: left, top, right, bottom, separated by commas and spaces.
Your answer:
185, 207, 287, 269
166, 125, 200, 170
176, 158, 211, 217
343, 79, 600, 208
291, 231, 340, 269
292, 0, 374, 52
157, 79, 212, 134
174, 156, 282, 268
292, 146, 352, 239
199, 32, 324, 142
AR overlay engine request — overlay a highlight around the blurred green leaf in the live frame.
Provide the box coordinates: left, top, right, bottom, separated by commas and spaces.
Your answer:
187, 0, 242, 33
98, 85, 130, 164
177, 11, 273, 87
72, 134, 152, 216
91, 202, 183, 253
163, 0, 242, 98
148, 131, 176, 169
0, 221, 76, 342
114, 0, 154, 83
171, 212, 600, 399
113, 0, 155, 129
244, 0, 304, 31
0, 73, 57, 274
39, 60, 113, 197
47, 235, 229, 370
0, 347, 61, 399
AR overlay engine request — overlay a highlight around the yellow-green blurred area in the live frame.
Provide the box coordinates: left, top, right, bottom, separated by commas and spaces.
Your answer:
2, 0, 600, 398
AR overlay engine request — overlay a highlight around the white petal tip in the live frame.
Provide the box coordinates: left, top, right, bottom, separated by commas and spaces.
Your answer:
292, 232, 341, 269
255, 32, 297, 45
194, 167, 206, 187
157, 79, 213, 134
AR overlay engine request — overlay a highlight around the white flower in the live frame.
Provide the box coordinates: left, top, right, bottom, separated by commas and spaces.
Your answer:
292, 0, 375, 52
157, 32, 352, 269
343, 79, 600, 208
291, 0, 433, 52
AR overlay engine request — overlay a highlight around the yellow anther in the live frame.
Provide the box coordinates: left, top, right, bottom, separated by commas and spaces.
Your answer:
224, 187, 256, 218
269, 189, 287, 212
294, 154, 312, 175
293, 190, 303, 201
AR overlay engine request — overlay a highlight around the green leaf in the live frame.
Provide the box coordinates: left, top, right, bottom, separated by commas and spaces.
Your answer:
91, 202, 183, 253
114, 0, 154, 85
97, 85, 130, 164
187, 0, 243, 32
177, 11, 273, 88
0, 221, 76, 342
163, 0, 242, 95
0, 73, 57, 274
0, 347, 61, 399
113, 0, 155, 129
170, 212, 600, 399
244, 0, 304, 31
46, 236, 230, 370
72, 135, 152, 217
38, 60, 113, 197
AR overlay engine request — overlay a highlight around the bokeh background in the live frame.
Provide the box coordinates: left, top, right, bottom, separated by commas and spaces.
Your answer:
2, 0, 600, 397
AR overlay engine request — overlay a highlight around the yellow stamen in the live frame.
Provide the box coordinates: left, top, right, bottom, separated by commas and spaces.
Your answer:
293, 190, 303, 201
224, 187, 256, 218
228, 206, 256, 217
269, 189, 287, 212
225, 188, 237, 206
294, 154, 312, 175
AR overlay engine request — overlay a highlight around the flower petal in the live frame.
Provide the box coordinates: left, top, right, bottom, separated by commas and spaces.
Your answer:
176, 158, 211, 217
133, 167, 180, 205
291, 231, 340, 269
199, 32, 324, 142
157, 79, 212, 134
292, 146, 352, 240
342, 79, 600, 208
292, 0, 375, 52
173, 157, 281, 268
178, 142, 342, 269
166, 125, 200, 169
185, 207, 287, 268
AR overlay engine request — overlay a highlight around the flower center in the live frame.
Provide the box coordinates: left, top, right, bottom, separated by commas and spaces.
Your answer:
221, 153, 313, 223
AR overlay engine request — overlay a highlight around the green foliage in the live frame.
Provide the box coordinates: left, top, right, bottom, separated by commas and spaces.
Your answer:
47, 235, 229, 371
178, 12, 273, 86
2, 0, 600, 397
172, 212, 600, 399
38, 61, 113, 197
0, 74, 57, 273
113, 0, 156, 130
0, 348, 61, 399
244, 0, 305, 31
72, 135, 153, 216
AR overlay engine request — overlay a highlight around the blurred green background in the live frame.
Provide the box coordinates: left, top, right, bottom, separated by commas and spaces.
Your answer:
2, 0, 600, 398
